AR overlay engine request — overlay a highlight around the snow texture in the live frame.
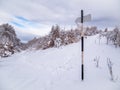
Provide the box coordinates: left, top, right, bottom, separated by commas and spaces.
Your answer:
0, 35, 120, 90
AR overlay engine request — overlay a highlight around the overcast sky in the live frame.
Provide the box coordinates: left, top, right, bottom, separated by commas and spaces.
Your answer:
0, 0, 120, 41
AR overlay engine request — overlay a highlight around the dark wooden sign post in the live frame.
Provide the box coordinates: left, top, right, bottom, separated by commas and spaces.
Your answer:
81, 10, 84, 80
75, 10, 91, 81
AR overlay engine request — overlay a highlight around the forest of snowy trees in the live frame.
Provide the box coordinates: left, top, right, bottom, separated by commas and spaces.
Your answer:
0, 23, 120, 57
27, 25, 100, 50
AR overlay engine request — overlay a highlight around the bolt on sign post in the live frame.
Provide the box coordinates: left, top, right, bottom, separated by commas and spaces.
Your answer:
75, 10, 91, 81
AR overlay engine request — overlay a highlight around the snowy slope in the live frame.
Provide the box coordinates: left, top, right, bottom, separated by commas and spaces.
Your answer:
0, 35, 120, 90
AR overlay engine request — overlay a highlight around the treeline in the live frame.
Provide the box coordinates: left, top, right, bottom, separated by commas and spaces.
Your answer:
27, 25, 100, 50
100, 27, 120, 47
0, 23, 101, 57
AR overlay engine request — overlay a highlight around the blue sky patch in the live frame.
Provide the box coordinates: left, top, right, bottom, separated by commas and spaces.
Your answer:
14, 16, 39, 27
11, 21, 25, 28
15, 16, 30, 22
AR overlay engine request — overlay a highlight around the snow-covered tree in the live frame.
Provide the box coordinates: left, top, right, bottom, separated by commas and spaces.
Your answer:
54, 38, 62, 47
105, 28, 119, 45
0, 23, 22, 57
50, 25, 60, 40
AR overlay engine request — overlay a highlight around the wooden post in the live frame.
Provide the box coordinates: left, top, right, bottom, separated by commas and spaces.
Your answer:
81, 10, 84, 80
75, 10, 91, 81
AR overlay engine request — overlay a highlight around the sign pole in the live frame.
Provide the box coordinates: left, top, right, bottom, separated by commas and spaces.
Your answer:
75, 10, 91, 81
81, 10, 84, 81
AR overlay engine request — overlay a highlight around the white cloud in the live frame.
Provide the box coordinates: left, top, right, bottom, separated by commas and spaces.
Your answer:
0, 0, 120, 41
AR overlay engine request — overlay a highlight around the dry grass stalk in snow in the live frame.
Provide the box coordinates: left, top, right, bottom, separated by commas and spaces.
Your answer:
94, 56, 100, 68
107, 58, 114, 81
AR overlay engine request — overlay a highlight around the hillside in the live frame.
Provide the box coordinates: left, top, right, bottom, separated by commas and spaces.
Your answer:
0, 35, 120, 90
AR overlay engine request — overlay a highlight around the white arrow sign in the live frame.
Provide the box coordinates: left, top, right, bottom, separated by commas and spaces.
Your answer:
75, 14, 91, 24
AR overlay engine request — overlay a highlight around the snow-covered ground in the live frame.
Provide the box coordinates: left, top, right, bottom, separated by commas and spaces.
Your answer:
0, 35, 120, 90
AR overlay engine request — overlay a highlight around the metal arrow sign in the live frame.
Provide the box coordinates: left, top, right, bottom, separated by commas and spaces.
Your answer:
75, 14, 91, 24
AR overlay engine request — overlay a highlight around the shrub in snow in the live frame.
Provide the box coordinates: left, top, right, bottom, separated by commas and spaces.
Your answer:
64, 36, 69, 45
54, 38, 62, 47
65, 30, 78, 44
